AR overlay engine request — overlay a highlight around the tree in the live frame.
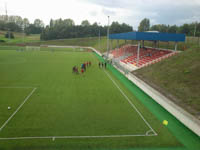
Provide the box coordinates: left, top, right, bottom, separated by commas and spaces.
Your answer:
110, 22, 133, 34
110, 22, 121, 34
81, 20, 90, 26
6, 22, 21, 32
25, 24, 43, 35
15, 16, 23, 27
168, 25, 178, 33
23, 18, 30, 29
179, 24, 190, 35
150, 24, 168, 33
50, 19, 54, 28
34, 19, 44, 28
5, 32, 15, 39
138, 18, 150, 32
40, 18, 133, 40
0, 20, 6, 30
63, 19, 75, 26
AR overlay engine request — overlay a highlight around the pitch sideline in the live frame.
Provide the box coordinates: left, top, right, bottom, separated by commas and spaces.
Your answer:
103, 70, 158, 136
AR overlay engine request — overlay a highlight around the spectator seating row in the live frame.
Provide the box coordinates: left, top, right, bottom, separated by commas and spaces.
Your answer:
111, 45, 177, 67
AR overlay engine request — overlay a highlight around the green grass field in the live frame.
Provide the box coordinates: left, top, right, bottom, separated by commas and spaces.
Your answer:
0, 48, 187, 150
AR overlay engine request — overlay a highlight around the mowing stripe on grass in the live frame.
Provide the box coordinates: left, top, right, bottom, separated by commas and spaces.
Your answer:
0, 88, 37, 132
104, 70, 157, 136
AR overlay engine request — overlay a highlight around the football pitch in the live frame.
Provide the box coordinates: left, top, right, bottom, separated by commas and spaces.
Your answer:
0, 48, 199, 150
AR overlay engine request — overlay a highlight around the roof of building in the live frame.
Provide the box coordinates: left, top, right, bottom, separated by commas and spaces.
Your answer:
109, 32, 185, 42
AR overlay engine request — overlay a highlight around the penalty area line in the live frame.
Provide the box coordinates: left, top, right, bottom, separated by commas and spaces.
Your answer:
0, 134, 157, 140
0, 88, 37, 132
103, 70, 157, 136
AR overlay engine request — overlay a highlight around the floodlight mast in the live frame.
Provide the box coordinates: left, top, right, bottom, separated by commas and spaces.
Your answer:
106, 16, 110, 59
194, 22, 197, 37
5, 2, 10, 40
98, 22, 101, 50
22, 23, 25, 44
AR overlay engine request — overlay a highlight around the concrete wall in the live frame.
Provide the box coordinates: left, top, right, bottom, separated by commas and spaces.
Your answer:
126, 73, 200, 137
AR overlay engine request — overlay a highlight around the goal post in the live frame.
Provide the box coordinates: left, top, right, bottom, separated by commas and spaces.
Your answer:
26, 46, 40, 51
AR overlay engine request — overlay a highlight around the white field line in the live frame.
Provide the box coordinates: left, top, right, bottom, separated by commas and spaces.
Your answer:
0, 87, 36, 89
103, 70, 157, 136
0, 133, 157, 140
0, 88, 37, 132
0, 83, 157, 140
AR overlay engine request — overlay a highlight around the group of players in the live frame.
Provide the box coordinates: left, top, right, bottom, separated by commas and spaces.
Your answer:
98, 62, 107, 69
72, 61, 91, 74
72, 61, 108, 75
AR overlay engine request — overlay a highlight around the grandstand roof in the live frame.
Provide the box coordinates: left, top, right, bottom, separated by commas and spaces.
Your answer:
109, 32, 185, 42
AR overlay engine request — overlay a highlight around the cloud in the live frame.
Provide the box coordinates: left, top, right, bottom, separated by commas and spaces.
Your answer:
89, 11, 98, 17
83, 0, 200, 29
1, 0, 199, 29
102, 8, 116, 16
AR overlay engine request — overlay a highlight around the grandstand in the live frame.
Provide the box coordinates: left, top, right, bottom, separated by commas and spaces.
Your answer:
111, 45, 178, 67
108, 32, 185, 70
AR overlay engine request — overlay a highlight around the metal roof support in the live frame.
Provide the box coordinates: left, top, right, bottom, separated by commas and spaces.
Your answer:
123, 44, 125, 59
154, 41, 157, 48
117, 40, 119, 49
110, 40, 113, 50
142, 40, 144, 48
117, 40, 119, 57
175, 42, 178, 51
137, 41, 140, 67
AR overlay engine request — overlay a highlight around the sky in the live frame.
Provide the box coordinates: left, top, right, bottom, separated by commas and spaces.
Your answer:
0, 0, 200, 29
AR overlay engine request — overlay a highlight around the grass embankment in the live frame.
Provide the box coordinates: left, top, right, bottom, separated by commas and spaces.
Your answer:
38, 37, 129, 53
134, 46, 200, 118
0, 30, 40, 44
0, 30, 128, 53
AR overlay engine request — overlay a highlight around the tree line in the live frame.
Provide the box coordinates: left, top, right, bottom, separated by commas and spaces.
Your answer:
0, 15, 44, 35
138, 18, 200, 36
40, 19, 133, 40
0, 15, 199, 41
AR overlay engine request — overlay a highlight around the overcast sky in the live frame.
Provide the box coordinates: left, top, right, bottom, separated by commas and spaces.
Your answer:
0, 0, 200, 29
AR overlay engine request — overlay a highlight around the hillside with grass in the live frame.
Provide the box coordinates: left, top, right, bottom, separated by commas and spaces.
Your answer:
0, 30, 129, 53
134, 46, 200, 119
0, 30, 40, 45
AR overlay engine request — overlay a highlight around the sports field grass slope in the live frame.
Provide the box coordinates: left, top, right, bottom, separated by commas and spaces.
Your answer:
134, 46, 200, 118
0, 30, 40, 45
0, 48, 182, 150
